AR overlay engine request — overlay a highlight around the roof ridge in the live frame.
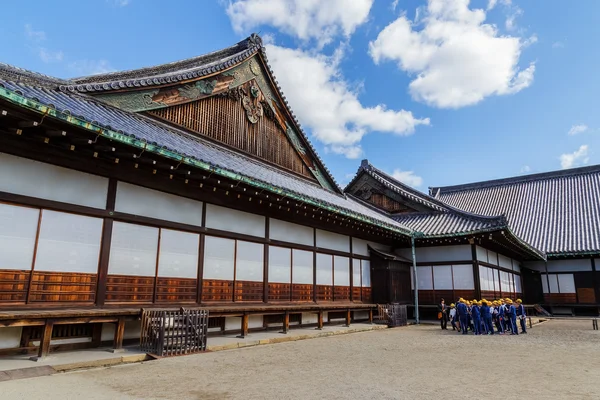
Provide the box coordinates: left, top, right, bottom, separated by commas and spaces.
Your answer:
431, 163, 600, 194
0, 63, 68, 88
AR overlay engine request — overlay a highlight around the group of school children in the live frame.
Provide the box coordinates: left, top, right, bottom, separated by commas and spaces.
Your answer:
439, 298, 527, 335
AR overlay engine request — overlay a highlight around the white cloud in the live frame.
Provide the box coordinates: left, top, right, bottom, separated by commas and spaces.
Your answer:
265, 44, 429, 158
107, 0, 130, 6
560, 145, 589, 169
391, 0, 399, 12
505, 6, 522, 31
38, 48, 64, 63
24, 24, 46, 41
391, 169, 423, 187
368, 0, 536, 109
552, 41, 565, 48
69, 60, 115, 76
568, 124, 588, 136
226, 0, 373, 47
520, 165, 530, 173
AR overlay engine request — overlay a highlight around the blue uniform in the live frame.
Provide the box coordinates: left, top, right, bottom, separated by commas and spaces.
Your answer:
480, 304, 494, 334
516, 304, 527, 333
471, 305, 481, 335
496, 305, 505, 334
508, 305, 518, 334
457, 303, 469, 334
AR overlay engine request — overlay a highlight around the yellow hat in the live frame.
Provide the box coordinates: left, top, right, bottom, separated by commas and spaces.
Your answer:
459, 298, 464, 302
450, 303, 455, 307
505, 298, 511, 301
516, 299, 522, 303
507, 299, 513, 304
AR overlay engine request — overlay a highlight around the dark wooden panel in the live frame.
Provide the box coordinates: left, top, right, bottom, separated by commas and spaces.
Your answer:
361, 287, 372, 303
291, 284, 313, 302
316, 285, 333, 302
202, 279, 233, 303
29, 271, 96, 303
268, 282, 291, 302
454, 290, 476, 301
0, 269, 30, 303
544, 293, 577, 304
578, 288, 595, 304
417, 290, 436, 305
234, 280, 263, 302
333, 286, 350, 302
105, 274, 154, 303
149, 96, 316, 180
434, 290, 454, 304
156, 277, 197, 303
352, 286, 362, 302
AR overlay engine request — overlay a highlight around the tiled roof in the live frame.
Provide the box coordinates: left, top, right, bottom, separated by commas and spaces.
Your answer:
0, 79, 411, 235
349, 161, 508, 236
430, 166, 600, 255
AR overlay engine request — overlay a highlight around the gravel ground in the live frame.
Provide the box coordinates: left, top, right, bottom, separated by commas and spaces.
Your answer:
3, 320, 600, 400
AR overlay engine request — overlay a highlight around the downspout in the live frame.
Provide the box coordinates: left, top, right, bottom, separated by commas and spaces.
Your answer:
544, 260, 551, 305
411, 234, 419, 324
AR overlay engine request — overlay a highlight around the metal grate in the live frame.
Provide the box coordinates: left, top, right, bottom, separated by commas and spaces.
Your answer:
140, 308, 209, 357
376, 304, 408, 327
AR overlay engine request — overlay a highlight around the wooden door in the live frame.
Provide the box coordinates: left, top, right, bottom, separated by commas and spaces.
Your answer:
522, 269, 543, 304
389, 262, 412, 304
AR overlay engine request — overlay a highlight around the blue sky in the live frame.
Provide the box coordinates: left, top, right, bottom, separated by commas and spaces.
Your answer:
2, 0, 599, 190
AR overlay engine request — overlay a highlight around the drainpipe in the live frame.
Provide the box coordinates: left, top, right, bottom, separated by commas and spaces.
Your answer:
544, 260, 551, 305
411, 235, 420, 324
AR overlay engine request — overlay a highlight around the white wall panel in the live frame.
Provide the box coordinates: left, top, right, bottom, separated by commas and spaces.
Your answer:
0, 204, 39, 271
487, 251, 498, 265
479, 266, 490, 291
498, 254, 512, 270
399, 245, 472, 263
203, 236, 235, 280
269, 218, 313, 246
547, 259, 593, 272
452, 265, 474, 289
35, 210, 103, 273
206, 204, 265, 237
108, 222, 159, 277
0, 327, 22, 349
316, 229, 349, 253
433, 265, 453, 290
157, 229, 199, 278
417, 266, 433, 290
548, 274, 559, 293
352, 238, 390, 256
268, 246, 291, 283
476, 246, 487, 262
292, 249, 313, 284
557, 274, 576, 293
515, 276, 522, 293
316, 253, 332, 285
115, 182, 202, 226
0, 153, 108, 208
352, 259, 361, 287
235, 241, 263, 282
362, 260, 371, 287
333, 256, 350, 286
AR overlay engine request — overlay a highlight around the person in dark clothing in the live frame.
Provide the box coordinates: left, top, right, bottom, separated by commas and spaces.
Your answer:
480, 300, 494, 335
438, 298, 448, 330
470, 301, 481, 335
516, 299, 527, 334
457, 299, 469, 335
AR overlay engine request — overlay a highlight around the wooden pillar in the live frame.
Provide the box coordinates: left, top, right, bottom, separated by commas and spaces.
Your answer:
91, 323, 103, 347
238, 313, 249, 338
592, 258, 600, 313
345, 309, 351, 327
349, 237, 354, 302
316, 310, 323, 330
96, 179, 117, 307
263, 219, 270, 303
282, 311, 289, 334
368, 308, 373, 324
31, 320, 53, 361
112, 317, 125, 352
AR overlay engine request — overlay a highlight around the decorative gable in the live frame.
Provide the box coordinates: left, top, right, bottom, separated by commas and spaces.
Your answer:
91, 55, 335, 190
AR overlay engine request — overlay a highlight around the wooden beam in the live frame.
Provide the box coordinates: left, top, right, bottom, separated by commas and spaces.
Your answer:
368, 309, 373, 324
30, 319, 53, 361
316, 310, 323, 330
237, 313, 249, 338
112, 317, 125, 352
345, 309, 351, 327
282, 311, 289, 334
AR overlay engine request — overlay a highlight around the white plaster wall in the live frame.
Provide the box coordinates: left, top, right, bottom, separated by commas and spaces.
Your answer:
526, 259, 593, 272
249, 315, 263, 329
397, 245, 472, 263
352, 238, 390, 256
269, 218, 314, 246
206, 204, 265, 237
101, 323, 115, 342
0, 327, 22, 349
0, 152, 108, 209
353, 311, 369, 320
316, 229, 350, 253
301, 313, 318, 324
124, 320, 141, 340
225, 317, 242, 331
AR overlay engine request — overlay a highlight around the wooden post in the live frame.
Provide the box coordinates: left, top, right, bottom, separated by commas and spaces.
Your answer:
345, 309, 351, 327
237, 313, 249, 338
316, 310, 324, 330
91, 323, 103, 348
282, 311, 289, 334
368, 309, 373, 324
111, 317, 125, 353
30, 320, 53, 361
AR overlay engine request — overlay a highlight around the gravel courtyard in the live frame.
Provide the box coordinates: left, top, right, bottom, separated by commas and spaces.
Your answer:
3, 320, 600, 400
